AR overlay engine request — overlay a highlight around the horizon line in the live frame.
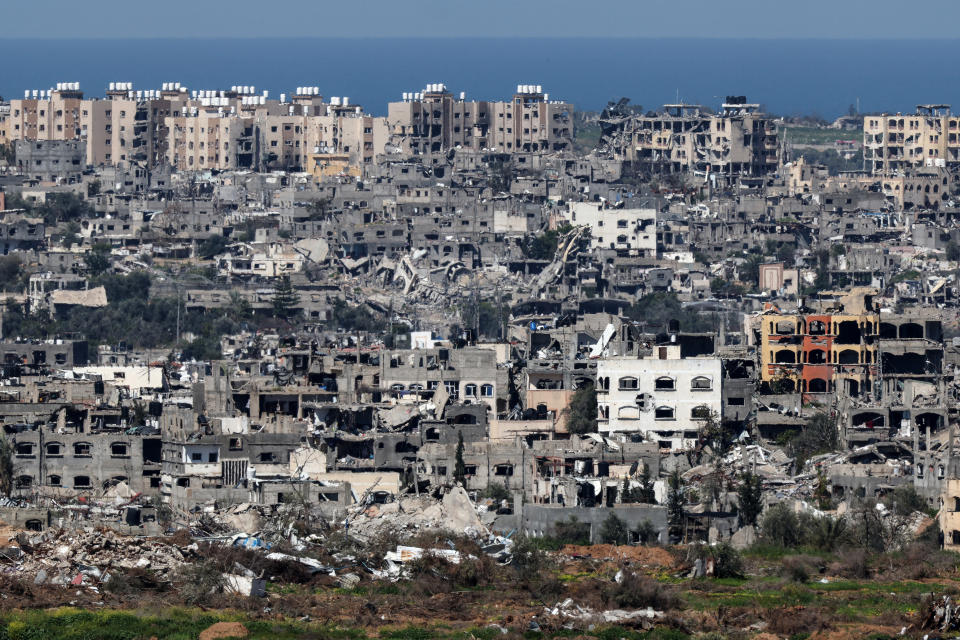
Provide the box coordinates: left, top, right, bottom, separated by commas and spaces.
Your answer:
1, 35, 959, 41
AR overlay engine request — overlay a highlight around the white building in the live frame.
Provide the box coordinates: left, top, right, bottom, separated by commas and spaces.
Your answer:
596, 345, 722, 450
565, 202, 656, 256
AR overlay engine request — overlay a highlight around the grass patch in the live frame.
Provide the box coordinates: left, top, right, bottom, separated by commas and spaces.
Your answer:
0, 607, 367, 640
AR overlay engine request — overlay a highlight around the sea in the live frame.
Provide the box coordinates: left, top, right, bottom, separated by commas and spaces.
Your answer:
0, 37, 958, 119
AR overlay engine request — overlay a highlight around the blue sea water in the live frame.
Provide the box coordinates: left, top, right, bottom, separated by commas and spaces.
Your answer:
0, 37, 958, 118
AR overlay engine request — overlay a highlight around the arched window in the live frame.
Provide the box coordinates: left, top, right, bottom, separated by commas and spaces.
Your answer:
73, 442, 92, 457
691, 406, 711, 420
774, 350, 796, 364
618, 377, 638, 390
15, 442, 35, 457
617, 406, 640, 419
480, 384, 494, 397
654, 406, 675, 420
464, 383, 478, 397
15, 475, 32, 489
655, 376, 675, 390
47, 475, 61, 486
46, 442, 63, 457
837, 349, 859, 365
691, 376, 713, 391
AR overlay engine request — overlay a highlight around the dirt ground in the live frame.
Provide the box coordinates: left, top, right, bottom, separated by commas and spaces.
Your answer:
199, 622, 249, 640
560, 544, 677, 568
0, 520, 23, 546
808, 624, 904, 639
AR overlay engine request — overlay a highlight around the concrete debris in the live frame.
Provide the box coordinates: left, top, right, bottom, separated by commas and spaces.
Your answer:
264, 552, 331, 573
384, 545, 468, 565
922, 594, 960, 632
335, 572, 361, 589
544, 599, 663, 625
2, 528, 193, 585
223, 573, 266, 597
345, 487, 488, 543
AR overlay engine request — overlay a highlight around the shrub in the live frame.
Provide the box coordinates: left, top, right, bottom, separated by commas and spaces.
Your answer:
605, 571, 680, 610
799, 513, 848, 552
554, 516, 591, 545
635, 519, 658, 545
480, 482, 511, 503
599, 512, 629, 545
761, 503, 800, 547
886, 485, 928, 517
173, 560, 226, 606
835, 547, 870, 579
511, 534, 548, 582
780, 555, 821, 583
689, 543, 744, 579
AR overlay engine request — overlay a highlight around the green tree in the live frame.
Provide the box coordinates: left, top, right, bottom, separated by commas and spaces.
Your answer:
667, 470, 685, 541
487, 158, 513, 193
554, 516, 591, 545
453, 431, 467, 487
62, 221, 81, 249
0, 142, 14, 166
696, 410, 731, 459
181, 335, 222, 361
85, 242, 112, 276
621, 477, 636, 504
761, 503, 800, 548
307, 198, 333, 221
128, 401, 147, 428
565, 383, 597, 435
777, 243, 796, 265
786, 412, 838, 473
636, 466, 656, 503
814, 469, 832, 510
330, 299, 378, 331
887, 484, 927, 517
634, 520, 657, 545
526, 228, 561, 260
599, 512, 629, 545
226, 291, 252, 323
0, 255, 22, 292
461, 300, 508, 340
736, 471, 764, 527
624, 291, 718, 333
98, 271, 150, 302
38, 192, 94, 225
739, 253, 764, 287
947, 241, 960, 262
271, 275, 301, 320
198, 234, 230, 259
0, 436, 11, 496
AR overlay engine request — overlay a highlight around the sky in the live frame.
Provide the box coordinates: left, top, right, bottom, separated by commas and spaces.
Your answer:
4, 0, 960, 39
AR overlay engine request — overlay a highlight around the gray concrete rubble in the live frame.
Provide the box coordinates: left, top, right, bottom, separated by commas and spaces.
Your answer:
2, 528, 194, 586
2, 83, 960, 565
344, 486, 488, 543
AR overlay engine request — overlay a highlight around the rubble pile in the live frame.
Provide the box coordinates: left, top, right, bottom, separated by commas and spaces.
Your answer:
921, 594, 960, 632
3, 528, 194, 586
345, 486, 488, 542
543, 598, 663, 626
